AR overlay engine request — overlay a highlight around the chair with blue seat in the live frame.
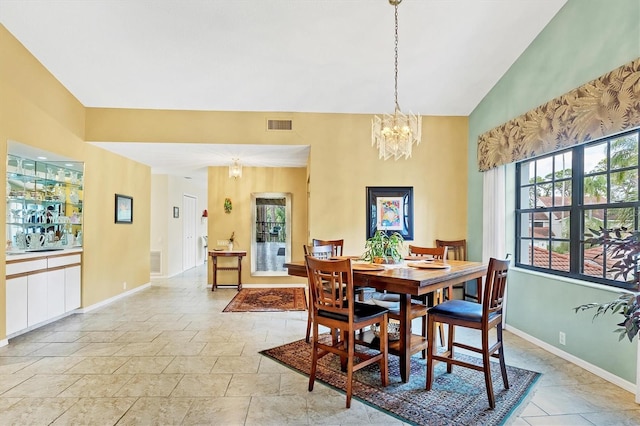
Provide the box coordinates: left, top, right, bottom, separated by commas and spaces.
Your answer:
305, 255, 389, 408
425, 257, 510, 409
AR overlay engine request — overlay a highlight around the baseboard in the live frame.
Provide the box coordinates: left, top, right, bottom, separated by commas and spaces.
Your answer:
506, 324, 636, 394
79, 282, 151, 313
0, 338, 8, 348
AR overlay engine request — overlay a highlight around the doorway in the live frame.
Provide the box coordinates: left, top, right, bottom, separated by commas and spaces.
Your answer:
182, 194, 197, 271
250, 192, 291, 276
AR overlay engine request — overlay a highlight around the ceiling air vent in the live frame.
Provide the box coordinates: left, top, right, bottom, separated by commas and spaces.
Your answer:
267, 119, 293, 131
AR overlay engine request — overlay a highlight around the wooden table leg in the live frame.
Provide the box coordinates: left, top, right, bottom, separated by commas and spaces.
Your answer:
237, 256, 242, 291
399, 293, 411, 383
211, 256, 218, 291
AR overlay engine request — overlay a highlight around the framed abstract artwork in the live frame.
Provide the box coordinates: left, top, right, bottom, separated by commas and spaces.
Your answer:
366, 186, 413, 240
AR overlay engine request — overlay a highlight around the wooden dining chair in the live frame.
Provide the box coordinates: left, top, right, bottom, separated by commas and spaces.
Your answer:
303, 244, 334, 343
436, 239, 477, 301
305, 255, 389, 408
312, 238, 344, 257
386, 245, 448, 357
426, 257, 511, 409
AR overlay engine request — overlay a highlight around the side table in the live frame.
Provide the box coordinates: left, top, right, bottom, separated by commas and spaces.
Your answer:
209, 250, 247, 291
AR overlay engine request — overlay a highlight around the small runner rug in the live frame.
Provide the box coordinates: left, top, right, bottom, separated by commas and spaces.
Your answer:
260, 336, 541, 425
222, 288, 307, 312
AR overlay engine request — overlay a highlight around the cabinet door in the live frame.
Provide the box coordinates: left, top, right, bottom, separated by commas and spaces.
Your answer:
6, 276, 28, 335
47, 269, 65, 318
27, 272, 48, 326
65, 265, 81, 312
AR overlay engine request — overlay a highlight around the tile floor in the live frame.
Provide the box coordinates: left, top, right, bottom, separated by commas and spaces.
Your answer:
0, 264, 639, 425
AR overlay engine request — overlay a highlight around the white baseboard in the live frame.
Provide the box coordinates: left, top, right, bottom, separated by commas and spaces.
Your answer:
0, 338, 8, 347
506, 324, 636, 395
79, 282, 151, 313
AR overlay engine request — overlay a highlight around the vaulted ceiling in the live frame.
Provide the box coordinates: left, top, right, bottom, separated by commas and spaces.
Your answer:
0, 0, 567, 177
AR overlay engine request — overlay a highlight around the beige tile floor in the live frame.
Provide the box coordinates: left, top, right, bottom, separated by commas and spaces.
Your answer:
1, 263, 639, 425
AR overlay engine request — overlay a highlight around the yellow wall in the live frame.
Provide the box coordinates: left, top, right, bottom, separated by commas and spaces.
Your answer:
1, 21, 468, 339
0, 25, 150, 339
207, 166, 307, 285
85, 109, 468, 268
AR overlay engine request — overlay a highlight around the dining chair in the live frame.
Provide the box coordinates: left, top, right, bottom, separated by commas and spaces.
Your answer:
305, 255, 389, 408
312, 238, 344, 257
425, 257, 511, 409
313, 238, 373, 301
436, 239, 477, 301
386, 245, 448, 357
303, 244, 334, 343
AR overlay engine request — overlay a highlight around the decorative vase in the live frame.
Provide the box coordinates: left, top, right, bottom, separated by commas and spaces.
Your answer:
228, 242, 234, 251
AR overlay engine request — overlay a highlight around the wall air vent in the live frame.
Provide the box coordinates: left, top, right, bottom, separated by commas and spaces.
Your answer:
267, 119, 293, 131
150, 251, 162, 275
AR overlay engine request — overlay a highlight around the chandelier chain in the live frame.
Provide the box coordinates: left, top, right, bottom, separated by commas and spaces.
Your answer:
394, 2, 399, 112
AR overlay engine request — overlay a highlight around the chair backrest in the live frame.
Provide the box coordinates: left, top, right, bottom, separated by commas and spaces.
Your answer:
312, 239, 344, 256
304, 244, 333, 259
436, 239, 467, 261
408, 245, 447, 259
483, 257, 510, 318
305, 256, 354, 319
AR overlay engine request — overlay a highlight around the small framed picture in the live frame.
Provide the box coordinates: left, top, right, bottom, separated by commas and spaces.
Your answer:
115, 194, 133, 224
173, 206, 179, 218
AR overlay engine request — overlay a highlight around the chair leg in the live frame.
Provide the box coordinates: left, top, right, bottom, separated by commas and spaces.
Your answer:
446, 323, 454, 374
425, 314, 436, 391
481, 328, 496, 409
345, 330, 355, 408
497, 323, 510, 389
421, 314, 427, 359
308, 323, 319, 392
305, 306, 312, 343
379, 319, 388, 387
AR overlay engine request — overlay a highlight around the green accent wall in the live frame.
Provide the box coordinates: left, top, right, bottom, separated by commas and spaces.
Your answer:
468, 0, 640, 383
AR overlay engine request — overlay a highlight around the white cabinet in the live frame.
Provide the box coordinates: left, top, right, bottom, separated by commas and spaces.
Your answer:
65, 265, 81, 311
6, 276, 28, 335
5, 251, 82, 337
47, 268, 66, 318
27, 271, 48, 326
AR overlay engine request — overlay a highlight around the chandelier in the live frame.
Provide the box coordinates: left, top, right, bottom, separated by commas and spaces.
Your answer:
372, 0, 421, 160
229, 159, 242, 179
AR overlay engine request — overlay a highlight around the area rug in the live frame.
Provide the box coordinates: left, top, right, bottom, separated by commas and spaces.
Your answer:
260, 336, 541, 425
222, 288, 307, 312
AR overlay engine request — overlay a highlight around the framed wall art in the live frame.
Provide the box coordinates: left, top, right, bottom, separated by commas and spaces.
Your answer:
366, 186, 413, 240
115, 194, 133, 224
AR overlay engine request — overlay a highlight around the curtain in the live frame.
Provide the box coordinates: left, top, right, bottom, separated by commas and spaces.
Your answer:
482, 165, 506, 262
477, 57, 640, 172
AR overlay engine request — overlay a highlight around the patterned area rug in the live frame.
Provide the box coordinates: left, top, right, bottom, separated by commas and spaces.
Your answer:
261, 336, 541, 425
222, 288, 307, 312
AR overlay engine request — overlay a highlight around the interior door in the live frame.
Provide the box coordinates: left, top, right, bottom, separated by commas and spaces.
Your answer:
182, 195, 197, 271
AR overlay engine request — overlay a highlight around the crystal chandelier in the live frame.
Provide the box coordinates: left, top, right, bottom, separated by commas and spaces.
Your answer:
229, 159, 242, 179
372, 0, 421, 160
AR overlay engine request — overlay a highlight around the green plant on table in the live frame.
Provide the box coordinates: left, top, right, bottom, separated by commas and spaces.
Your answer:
362, 230, 404, 264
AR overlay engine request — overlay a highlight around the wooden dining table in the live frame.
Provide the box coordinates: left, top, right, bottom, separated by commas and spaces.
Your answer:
284, 258, 487, 382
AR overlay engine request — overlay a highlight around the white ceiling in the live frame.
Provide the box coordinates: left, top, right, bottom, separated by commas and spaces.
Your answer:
0, 0, 566, 178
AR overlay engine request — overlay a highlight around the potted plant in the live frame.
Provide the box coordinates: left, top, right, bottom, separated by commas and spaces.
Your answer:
362, 230, 404, 264
574, 226, 640, 342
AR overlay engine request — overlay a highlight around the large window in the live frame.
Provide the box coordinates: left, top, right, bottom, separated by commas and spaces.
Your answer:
516, 129, 640, 289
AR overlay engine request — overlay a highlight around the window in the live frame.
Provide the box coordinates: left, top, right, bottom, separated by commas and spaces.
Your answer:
516, 129, 640, 289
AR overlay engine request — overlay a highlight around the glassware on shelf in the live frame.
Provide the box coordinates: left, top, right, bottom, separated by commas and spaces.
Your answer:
69, 189, 79, 204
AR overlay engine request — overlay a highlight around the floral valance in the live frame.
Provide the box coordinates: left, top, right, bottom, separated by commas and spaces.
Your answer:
478, 57, 640, 172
